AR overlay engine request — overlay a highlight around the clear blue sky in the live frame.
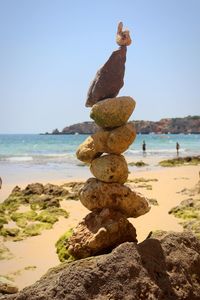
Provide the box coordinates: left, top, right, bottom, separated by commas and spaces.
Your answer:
0, 0, 199, 133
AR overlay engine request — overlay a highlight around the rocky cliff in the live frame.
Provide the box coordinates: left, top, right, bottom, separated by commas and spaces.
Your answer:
1, 231, 200, 300
51, 116, 200, 135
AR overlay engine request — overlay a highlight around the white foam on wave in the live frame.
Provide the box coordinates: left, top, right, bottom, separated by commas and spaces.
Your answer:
7, 156, 33, 162
127, 148, 186, 154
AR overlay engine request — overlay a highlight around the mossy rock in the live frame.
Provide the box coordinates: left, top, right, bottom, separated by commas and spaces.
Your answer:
128, 161, 149, 167
128, 177, 158, 184
36, 211, 59, 224
45, 207, 69, 218
172, 208, 199, 220
55, 229, 75, 262
159, 156, 200, 167
11, 211, 37, 222
169, 197, 200, 238
23, 223, 53, 237
0, 215, 8, 228
0, 227, 20, 237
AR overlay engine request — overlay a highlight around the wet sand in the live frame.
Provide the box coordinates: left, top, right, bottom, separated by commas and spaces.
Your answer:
0, 165, 199, 290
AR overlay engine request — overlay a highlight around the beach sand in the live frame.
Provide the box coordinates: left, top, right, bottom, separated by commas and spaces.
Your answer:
0, 165, 199, 290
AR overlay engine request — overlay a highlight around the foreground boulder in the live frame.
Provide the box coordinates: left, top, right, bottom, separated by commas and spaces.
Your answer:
79, 178, 150, 217
68, 208, 137, 259
2, 231, 200, 300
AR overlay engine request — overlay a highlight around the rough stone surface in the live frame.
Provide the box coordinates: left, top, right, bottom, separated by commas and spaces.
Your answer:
90, 154, 128, 184
2, 231, 200, 300
68, 208, 137, 259
76, 135, 103, 163
79, 178, 150, 218
76, 123, 136, 163
90, 96, 135, 128
0, 277, 18, 295
85, 47, 127, 107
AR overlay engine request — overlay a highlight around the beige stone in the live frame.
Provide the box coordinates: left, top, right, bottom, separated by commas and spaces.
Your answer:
90, 96, 136, 128
68, 208, 137, 259
116, 22, 132, 46
79, 178, 151, 218
76, 135, 103, 163
90, 154, 128, 183
76, 123, 136, 163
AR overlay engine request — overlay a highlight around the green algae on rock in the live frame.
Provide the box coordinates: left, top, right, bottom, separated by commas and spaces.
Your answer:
0, 182, 72, 241
159, 155, 200, 167
128, 161, 149, 167
55, 228, 75, 262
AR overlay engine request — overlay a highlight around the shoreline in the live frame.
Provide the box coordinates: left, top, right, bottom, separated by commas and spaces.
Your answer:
0, 164, 200, 290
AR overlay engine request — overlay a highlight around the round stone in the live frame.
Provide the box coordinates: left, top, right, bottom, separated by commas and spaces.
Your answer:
79, 178, 151, 218
90, 96, 136, 128
90, 154, 128, 183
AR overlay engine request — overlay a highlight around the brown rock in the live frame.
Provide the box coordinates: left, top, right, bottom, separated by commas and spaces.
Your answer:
79, 178, 150, 218
68, 208, 137, 259
3, 231, 200, 300
90, 96, 136, 128
0, 276, 18, 294
76, 123, 136, 163
90, 154, 128, 183
22, 183, 44, 195
85, 47, 127, 107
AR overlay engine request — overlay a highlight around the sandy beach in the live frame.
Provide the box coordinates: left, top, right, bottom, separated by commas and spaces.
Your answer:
0, 164, 199, 290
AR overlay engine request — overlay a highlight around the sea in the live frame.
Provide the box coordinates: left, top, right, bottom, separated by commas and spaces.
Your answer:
0, 133, 199, 185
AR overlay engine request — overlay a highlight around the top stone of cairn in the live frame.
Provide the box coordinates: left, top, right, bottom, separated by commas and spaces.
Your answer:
85, 22, 132, 107
116, 22, 132, 46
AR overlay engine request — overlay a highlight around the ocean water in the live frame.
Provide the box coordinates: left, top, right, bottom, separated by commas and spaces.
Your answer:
0, 133, 199, 184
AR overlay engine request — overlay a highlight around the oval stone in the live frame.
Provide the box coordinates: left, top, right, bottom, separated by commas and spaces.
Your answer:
90, 154, 128, 183
79, 178, 151, 218
76, 123, 136, 163
90, 96, 136, 128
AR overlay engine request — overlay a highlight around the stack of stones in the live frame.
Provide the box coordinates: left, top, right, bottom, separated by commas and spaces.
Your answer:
68, 22, 150, 259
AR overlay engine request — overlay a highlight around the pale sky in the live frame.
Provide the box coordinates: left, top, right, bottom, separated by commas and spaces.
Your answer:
0, 0, 200, 133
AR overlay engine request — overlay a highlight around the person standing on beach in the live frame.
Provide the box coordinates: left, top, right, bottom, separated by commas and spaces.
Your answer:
142, 140, 146, 154
176, 142, 180, 156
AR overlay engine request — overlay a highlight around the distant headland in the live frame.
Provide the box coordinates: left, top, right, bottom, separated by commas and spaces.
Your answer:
43, 116, 200, 135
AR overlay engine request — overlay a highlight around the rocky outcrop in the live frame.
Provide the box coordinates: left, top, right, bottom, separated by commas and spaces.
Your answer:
52, 116, 200, 135
2, 232, 200, 300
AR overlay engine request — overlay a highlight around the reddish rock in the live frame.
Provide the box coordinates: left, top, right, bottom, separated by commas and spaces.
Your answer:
85, 46, 127, 107
68, 208, 137, 259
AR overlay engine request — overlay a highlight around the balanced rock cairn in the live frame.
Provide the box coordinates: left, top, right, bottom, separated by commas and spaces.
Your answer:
68, 22, 150, 259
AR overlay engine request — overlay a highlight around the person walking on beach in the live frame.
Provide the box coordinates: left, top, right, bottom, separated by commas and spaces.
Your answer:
176, 142, 180, 156
142, 140, 146, 154
0, 177, 2, 189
